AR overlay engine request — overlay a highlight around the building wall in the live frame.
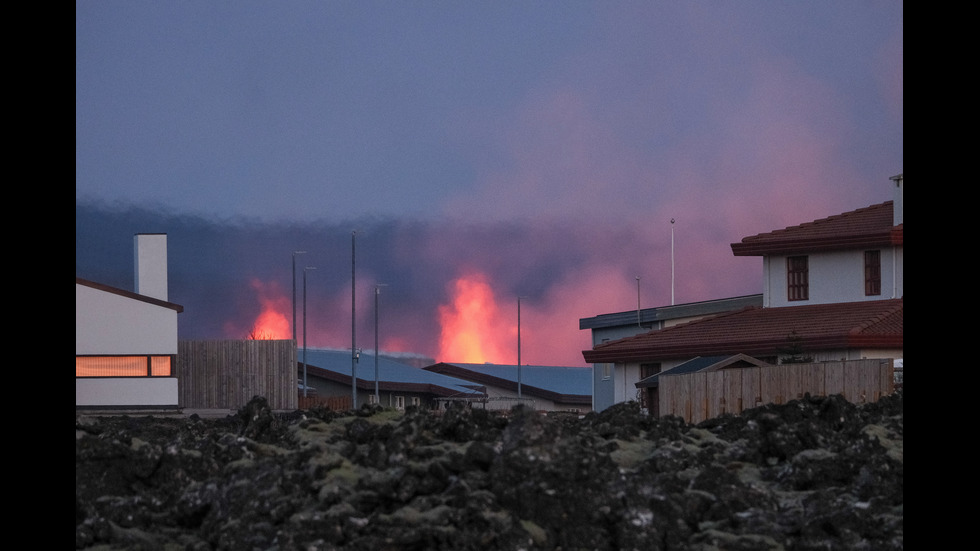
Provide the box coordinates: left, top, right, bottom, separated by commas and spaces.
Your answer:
593, 364, 615, 412
764, 247, 903, 308
809, 348, 904, 363
478, 382, 555, 411
76, 283, 178, 355
76, 378, 179, 408
306, 376, 443, 411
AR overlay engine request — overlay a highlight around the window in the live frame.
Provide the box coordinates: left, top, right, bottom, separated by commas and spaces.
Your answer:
787, 256, 809, 301
640, 363, 661, 379
368, 394, 378, 405
865, 250, 881, 296
602, 363, 611, 380
394, 396, 405, 410
410, 397, 420, 407
75, 355, 173, 377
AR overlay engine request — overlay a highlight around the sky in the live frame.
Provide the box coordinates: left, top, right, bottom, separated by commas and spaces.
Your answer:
76, 1, 903, 367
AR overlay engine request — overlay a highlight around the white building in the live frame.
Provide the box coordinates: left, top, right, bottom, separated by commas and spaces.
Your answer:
583, 174, 904, 412
76, 233, 183, 409
734, 174, 904, 307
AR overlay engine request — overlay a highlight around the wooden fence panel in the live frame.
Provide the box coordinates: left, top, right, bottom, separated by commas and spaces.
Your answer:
800, 363, 825, 398
877, 362, 892, 399
660, 374, 688, 420
690, 372, 708, 424
705, 371, 726, 420
742, 368, 761, 412
298, 395, 352, 411
842, 362, 863, 404
824, 362, 845, 397
723, 369, 742, 415
657, 359, 894, 423
178, 340, 297, 411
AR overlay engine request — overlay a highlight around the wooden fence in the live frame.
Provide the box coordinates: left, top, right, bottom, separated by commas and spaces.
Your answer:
298, 395, 352, 411
178, 340, 297, 411
658, 359, 894, 424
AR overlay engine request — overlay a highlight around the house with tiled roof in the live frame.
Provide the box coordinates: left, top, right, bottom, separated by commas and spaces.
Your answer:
580, 294, 763, 411
424, 362, 593, 413
582, 174, 904, 412
730, 177, 903, 307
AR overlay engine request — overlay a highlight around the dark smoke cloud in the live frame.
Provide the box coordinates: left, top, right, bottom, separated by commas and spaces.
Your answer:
77, 200, 765, 366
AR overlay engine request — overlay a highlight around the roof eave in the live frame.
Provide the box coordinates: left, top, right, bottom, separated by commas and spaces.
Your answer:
583, 334, 902, 364
731, 231, 901, 257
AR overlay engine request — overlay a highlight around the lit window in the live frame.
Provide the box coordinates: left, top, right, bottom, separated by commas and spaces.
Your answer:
75, 356, 173, 377
787, 256, 809, 301
864, 250, 881, 296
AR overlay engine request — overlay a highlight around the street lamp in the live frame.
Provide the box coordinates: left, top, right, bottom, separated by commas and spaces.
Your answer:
351, 231, 357, 409
671, 218, 676, 305
517, 296, 528, 400
374, 283, 388, 404
302, 266, 316, 398
636, 275, 642, 328
292, 251, 307, 343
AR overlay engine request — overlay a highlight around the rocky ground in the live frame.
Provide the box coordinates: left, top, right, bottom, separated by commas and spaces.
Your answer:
76, 390, 903, 550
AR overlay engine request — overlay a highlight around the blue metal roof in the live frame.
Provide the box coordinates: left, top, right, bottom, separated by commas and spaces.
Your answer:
579, 295, 762, 330
300, 348, 483, 396
431, 363, 592, 397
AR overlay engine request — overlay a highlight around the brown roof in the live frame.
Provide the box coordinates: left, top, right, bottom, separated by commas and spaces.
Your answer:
76, 276, 184, 313
582, 298, 902, 364
731, 201, 902, 256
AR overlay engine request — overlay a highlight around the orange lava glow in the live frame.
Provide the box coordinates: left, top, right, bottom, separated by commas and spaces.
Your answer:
248, 279, 291, 340
437, 271, 513, 363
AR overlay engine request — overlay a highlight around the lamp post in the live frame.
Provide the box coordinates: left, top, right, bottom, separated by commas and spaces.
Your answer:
374, 283, 388, 404
517, 296, 528, 400
351, 231, 357, 409
636, 275, 642, 328
302, 266, 315, 398
670, 218, 675, 305
292, 251, 306, 343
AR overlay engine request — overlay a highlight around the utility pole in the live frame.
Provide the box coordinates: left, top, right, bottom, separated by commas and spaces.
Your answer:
671, 218, 676, 305
517, 296, 528, 400
374, 283, 388, 405
291, 251, 306, 343
636, 276, 642, 327
302, 266, 315, 397
351, 231, 357, 409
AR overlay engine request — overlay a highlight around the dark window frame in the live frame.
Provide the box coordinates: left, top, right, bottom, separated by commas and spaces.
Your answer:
787, 255, 809, 301
865, 250, 882, 296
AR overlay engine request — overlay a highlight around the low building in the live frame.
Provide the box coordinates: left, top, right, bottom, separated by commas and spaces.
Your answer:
299, 348, 485, 410
424, 362, 593, 413
580, 295, 762, 412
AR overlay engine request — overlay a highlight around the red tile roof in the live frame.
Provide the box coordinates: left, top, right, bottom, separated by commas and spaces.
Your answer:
582, 298, 902, 364
731, 201, 902, 256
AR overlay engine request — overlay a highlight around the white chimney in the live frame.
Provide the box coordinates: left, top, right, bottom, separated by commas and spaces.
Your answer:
890, 173, 903, 226
134, 233, 168, 301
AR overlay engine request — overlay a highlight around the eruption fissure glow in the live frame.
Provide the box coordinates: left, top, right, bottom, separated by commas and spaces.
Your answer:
247, 278, 291, 340
437, 271, 514, 364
